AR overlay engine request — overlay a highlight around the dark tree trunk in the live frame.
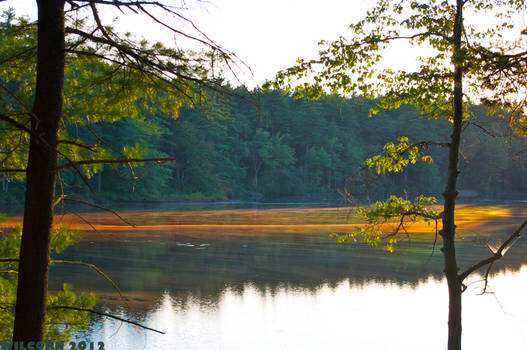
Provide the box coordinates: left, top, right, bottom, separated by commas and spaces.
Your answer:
12, 0, 65, 343
441, 1, 464, 350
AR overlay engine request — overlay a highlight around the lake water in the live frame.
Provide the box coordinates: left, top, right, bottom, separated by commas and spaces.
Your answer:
7, 203, 527, 349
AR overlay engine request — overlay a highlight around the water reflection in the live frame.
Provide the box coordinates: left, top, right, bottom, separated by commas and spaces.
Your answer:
7, 204, 526, 347
80, 267, 527, 350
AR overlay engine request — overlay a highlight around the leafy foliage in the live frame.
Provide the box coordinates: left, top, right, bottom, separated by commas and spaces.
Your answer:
331, 195, 439, 252
0, 224, 96, 341
364, 136, 433, 174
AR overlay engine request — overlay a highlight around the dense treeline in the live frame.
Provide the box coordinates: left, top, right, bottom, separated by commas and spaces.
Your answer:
3, 87, 526, 204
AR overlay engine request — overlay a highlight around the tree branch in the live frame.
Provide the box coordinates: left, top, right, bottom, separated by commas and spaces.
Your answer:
0, 83, 39, 124
57, 139, 97, 151
61, 198, 135, 227
459, 220, 527, 281
0, 168, 26, 173
46, 306, 165, 334
0, 113, 96, 193
51, 259, 130, 308
59, 207, 101, 233
0, 113, 31, 135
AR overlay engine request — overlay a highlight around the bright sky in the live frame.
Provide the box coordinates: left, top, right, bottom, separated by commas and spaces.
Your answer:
0, 0, 371, 87
182, 0, 372, 86
2, 1, 525, 90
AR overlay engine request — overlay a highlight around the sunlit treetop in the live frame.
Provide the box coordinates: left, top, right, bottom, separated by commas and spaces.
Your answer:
266, 0, 526, 124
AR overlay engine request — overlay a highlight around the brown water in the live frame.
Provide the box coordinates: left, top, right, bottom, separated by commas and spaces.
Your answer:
5, 203, 527, 349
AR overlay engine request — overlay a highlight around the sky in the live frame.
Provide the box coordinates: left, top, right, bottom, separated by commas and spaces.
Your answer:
1, 1, 525, 90
0, 0, 372, 87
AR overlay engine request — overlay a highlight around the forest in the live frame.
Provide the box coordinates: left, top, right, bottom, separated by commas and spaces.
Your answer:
2, 85, 527, 205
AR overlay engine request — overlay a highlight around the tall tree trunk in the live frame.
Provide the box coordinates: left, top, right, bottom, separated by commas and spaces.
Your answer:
442, 1, 464, 350
12, 0, 65, 343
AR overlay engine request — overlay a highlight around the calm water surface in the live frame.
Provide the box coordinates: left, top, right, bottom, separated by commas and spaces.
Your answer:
8, 203, 527, 349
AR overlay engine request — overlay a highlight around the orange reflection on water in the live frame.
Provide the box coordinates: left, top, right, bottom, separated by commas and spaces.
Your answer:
3, 204, 523, 238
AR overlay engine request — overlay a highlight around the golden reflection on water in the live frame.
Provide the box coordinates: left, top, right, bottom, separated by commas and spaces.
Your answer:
4, 204, 522, 237
85, 266, 527, 350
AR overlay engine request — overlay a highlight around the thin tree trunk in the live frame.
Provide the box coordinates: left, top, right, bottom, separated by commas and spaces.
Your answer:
12, 0, 65, 343
441, 1, 464, 350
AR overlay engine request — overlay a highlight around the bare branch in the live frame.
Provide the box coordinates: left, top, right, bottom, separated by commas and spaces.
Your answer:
59, 207, 101, 233
0, 113, 31, 134
0, 83, 39, 124
46, 306, 165, 334
1, 112, 96, 193
0, 168, 26, 173
57, 139, 97, 151
52, 259, 130, 308
0, 45, 37, 66
459, 220, 527, 281
62, 198, 135, 227
65, 27, 205, 85
339, 31, 454, 50
465, 121, 498, 137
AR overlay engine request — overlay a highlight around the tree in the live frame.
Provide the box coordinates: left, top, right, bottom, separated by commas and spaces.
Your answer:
267, 1, 527, 349
0, 0, 238, 344
0, 222, 98, 342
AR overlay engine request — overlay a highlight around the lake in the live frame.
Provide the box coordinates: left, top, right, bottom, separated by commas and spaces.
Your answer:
5, 203, 527, 349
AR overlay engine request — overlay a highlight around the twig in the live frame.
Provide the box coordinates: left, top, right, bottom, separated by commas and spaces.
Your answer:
46, 306, 165, 334
0, 168, 26, 173
51, 259, 130, 309
62, 198, 135, 227
459, 220, 527, 281
57, 139, 97, 152
59, 207, 101, 233
0, 83, 40, 124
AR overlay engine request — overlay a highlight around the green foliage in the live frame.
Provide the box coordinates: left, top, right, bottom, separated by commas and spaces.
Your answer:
0, 225, 82, 258
365, 136, 432, 174
2, 9, 527, 203
0, 223, 95, 341
0, 11, 35, 182
268, 0, 523, 124
0, 10, 213, 196
357, 195, 438, 222
45, 284, 98, 341
331, 195, 439, 252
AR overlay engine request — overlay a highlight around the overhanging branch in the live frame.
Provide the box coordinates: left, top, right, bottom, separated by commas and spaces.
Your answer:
0, 168, 26, 173
459, 220, 527, 281
46, 306, 165, 334
62, 198, 135, 227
